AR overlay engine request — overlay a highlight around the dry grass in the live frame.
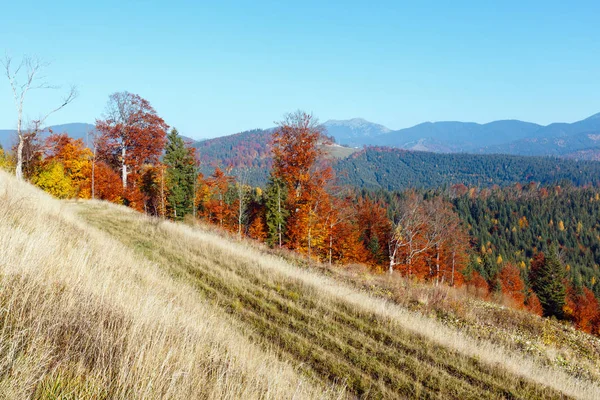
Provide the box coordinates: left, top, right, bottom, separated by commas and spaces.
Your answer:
0, 171, 339, 399
75, 200, 600, 399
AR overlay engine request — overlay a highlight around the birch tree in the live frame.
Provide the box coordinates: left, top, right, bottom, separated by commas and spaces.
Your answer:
2, 55, 77, 180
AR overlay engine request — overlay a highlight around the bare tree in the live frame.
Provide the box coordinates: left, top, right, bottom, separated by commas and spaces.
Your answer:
2, 54, 77, 180
235, 168, 249, 240
388, 192, 434, 275
87, 129, 99, 200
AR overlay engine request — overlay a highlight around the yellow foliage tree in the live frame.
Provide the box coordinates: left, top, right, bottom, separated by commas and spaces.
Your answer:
558, 220, 565, 231
0, 148, 14, 171
32, 162, 75, 199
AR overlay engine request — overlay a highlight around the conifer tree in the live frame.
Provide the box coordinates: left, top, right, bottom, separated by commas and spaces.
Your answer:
164, 128, 196, 220
265, 176, 288, 247
531, 246, 567, 318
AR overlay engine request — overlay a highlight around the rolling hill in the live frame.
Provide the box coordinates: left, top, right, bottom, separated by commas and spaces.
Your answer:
1, 170, 600, 398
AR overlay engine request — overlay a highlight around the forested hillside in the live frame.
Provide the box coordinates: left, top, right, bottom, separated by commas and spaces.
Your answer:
336, 147, 600, 190
450, 184, 600, 298
194, 129, 272, 185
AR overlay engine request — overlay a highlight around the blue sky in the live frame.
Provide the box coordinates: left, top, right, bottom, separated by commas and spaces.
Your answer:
1, 0, 599, 139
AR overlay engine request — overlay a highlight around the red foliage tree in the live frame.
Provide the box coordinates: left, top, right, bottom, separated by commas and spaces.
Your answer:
467, 271, 490, 299
96, 92, 168, 204
498, 263, 526, 308
564, 285, 600, 333
525, 291, 543, 316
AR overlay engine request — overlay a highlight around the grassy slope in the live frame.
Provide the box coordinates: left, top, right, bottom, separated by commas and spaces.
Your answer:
72, 201, 599, 399
1, 170, 599, 399
0, 172, 335, 399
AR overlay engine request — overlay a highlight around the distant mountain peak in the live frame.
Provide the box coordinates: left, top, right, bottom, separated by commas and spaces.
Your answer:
322, 118, 391, 146
584, 112, 600, 121
324, 118, 391, 132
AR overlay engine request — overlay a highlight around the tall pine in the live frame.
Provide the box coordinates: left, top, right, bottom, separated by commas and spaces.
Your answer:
164, 128, 196, 220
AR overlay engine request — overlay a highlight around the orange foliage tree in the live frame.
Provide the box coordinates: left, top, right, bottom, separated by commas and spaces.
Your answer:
356, 196, 391, 267
270, 111, 334, 260
43, 133, 92, 198
92, 161, 122, 203
201, 167, 234, 229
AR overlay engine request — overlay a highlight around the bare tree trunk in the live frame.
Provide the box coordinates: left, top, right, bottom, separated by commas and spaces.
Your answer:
329, 227, 333, 266
121, 146, 127, 188
91, 133, 97, 200
277, 186, 282, 248
160, 167, 165, 218
435, 244, 440, 286
307, 227, 311, 259
91, 154, 95, 200
238, 185, 244, 240
15, 133, 24, 180
451, 250, 456, 286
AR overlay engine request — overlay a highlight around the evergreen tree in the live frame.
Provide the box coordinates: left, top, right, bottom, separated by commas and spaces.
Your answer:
532, 246, 567, 318
265, 176, 288, 247
164, 128, 196, 220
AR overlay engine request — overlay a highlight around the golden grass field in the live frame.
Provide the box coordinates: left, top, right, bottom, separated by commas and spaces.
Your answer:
1, 170, 600, 399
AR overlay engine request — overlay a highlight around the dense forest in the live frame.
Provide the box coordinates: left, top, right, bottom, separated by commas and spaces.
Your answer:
336, 147, 600, 190
193, 129, 273, 186
451, 184, 600, 297
192, 134, 600, 190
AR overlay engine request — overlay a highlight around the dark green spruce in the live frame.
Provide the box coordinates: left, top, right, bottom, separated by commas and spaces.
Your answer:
164, 128, 196, 220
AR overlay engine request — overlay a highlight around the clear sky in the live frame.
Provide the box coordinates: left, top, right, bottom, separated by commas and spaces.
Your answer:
1, 0, 599, 139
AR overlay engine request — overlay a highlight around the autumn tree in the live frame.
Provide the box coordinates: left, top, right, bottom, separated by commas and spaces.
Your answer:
247, 187, 267, 241
43, 133, 92, 198
139, 163, 168, 217
2, 55, 77, 180
91, 161, 122, 203
356, 196, 391, 266
32, 162, 74, 199
164, 128, 196, 220
202, 167, 234, 228
389, 191, 431, 275
564, 285, 600, 333
96, 92, 168, 191
234, 169, 250, 239
269, 110, 333, 257
498, 263, 526, 307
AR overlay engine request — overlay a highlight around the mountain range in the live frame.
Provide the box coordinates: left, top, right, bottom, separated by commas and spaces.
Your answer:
2, 113, 600, 161
323, 113, 600, 159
